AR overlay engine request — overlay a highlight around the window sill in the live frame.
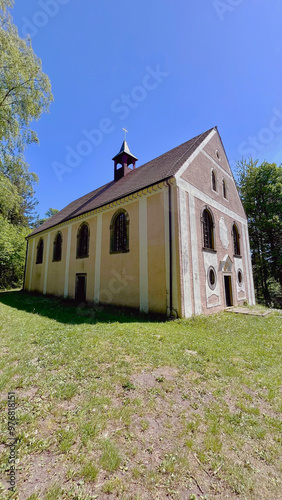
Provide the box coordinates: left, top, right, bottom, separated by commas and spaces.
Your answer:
110, 250, 130, 255
234, 254, 242, 259
76, 255, 89, 259
202, 248, 217, 254
52, 259, 62, 263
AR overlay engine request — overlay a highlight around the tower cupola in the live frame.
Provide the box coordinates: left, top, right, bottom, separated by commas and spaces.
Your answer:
112, 133, 138, 181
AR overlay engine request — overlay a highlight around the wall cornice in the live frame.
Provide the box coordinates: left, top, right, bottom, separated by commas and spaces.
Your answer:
27, 180, 168, 241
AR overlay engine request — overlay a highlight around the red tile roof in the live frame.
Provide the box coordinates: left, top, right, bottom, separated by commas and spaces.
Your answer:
29, 127, 214, 237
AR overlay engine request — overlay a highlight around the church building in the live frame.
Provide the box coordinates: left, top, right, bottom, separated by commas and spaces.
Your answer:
24, 127, 255, 317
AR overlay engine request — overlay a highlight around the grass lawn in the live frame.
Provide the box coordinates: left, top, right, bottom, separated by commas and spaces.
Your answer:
0, 291, 281, 500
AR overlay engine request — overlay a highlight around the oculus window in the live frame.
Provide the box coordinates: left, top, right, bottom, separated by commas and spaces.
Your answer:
207, 266, 217, 290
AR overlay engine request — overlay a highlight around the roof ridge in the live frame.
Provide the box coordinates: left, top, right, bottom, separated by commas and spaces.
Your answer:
28, 127, 217, 238
166, 127, 214, 177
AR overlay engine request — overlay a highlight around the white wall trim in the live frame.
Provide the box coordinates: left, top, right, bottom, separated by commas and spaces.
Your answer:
163, 187, 170, 316
202, 150, 233, 180
245, 225, 255, 304
43, 233, 51, 295
176, 177, 247, 226
179, 188, 193, 317
171, 186, 179, 314
203, 251, 221, 308
242, 224, 255, 304
139, 196, 149, 313
176, 129, 216, 178
188, 193, 202, 315
241, 224, 251, 303
28, 239, 35, 291
64, 225, 72, 298
94, 213, 102, 304
234, 256, 246, 300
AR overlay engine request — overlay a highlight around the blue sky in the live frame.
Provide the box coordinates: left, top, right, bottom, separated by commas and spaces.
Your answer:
10, 0, 282, 217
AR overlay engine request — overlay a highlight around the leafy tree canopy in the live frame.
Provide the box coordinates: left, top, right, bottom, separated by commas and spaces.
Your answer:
34, 208, 59, 228
0, 214, 30, 288
0, 0, 53, 288
0, 0, 53, 225
236, 159, 282, 307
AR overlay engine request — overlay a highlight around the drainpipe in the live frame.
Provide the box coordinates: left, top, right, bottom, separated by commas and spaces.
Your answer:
168, 181, 173, 317
22, 239, 29, 291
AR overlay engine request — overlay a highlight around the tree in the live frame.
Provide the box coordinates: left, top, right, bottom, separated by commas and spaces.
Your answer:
236, 159, 282, 307
0, 214, 29, 288
34, 208, 59, 228
0, 170, 21, 221
0, 0, 53, 225
0, 0, 53, 288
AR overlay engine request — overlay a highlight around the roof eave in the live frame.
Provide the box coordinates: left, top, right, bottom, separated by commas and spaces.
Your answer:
26, 175, 176, 239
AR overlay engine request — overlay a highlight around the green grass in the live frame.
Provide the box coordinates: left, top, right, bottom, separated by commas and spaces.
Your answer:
0, 290, 281, 499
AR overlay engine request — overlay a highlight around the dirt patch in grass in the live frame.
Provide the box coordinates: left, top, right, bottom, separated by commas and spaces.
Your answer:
18, 452, 68, 499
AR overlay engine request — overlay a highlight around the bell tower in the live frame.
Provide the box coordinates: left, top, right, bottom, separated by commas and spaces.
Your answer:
112, 129, 138, 181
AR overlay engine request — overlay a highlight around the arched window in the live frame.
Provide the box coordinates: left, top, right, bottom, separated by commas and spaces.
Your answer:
202, 208, 214, 250
222, 179, 227, 199
76, 223, 89, 258
110, 209, 129, 253
53, 232, 62, 262
212, 170, 217, 192
232, 223, 241, 256
36, 238, 44, 264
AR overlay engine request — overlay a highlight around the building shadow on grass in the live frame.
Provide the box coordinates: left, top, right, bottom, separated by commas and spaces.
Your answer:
0, 290, 165, 325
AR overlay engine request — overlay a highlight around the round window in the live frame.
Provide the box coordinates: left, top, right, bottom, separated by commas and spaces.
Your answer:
216, 149, 221, 160
208, 266, 217, 290
238, 269, 243, 287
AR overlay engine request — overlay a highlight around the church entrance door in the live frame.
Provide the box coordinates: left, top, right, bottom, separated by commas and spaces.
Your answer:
224, 275, 233, 307
75, 274, 87, 302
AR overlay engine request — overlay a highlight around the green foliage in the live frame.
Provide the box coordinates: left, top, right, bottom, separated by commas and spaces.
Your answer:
0, 1, 53, 154
0, 214, 29, 288
0, 0, 53, 287
0, 0, 13, 13
0, 170, 21, 220
0, 0, 53, 225
236, 159, 282, 307
34, 208, 59, 228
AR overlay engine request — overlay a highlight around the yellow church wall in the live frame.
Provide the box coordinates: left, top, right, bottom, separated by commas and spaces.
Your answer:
99, 201, 140, 309
25, 185, 178, 316
24, 239, 32, 291
67, 217, 97, 301
45, 227, 68, 297
147, 192, 167, 314
31, 235, 45, 292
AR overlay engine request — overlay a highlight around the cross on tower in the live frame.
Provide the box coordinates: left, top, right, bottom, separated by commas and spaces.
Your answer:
122, 127, 128, 140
